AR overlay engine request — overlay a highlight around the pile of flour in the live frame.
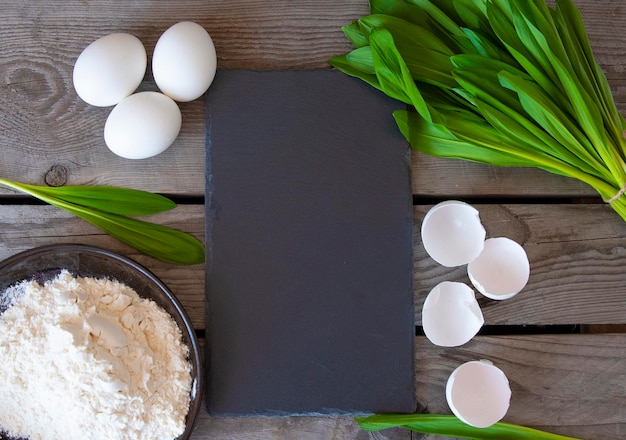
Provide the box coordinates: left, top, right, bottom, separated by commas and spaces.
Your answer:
0, 270, 192, 440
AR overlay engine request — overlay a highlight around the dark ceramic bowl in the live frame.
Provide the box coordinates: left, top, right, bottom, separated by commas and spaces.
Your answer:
0, 244, 202, 440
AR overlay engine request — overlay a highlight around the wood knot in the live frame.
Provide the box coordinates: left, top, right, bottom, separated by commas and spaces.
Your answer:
44, 165, 68, 187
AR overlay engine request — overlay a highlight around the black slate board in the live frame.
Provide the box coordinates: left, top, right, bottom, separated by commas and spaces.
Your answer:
205, 70, 416, 416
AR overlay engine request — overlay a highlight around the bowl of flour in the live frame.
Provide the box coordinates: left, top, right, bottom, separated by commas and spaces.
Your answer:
0, 244, 202, 440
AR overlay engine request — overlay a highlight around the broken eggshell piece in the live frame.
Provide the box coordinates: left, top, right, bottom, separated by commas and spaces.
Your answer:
446, 360, 511, 428
421, 201, 486, 267
422, 281, 484, 347
468, 237, 530, 300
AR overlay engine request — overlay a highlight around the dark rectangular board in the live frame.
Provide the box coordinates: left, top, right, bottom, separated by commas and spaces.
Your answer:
205, 70, 415, 416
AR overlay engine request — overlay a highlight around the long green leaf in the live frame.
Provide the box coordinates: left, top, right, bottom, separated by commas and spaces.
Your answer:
451, 66, 524, 114
487, 1, 566, 106
450, 65, 606, 178
515, 0, 570, 68
406, 0, 465, 38
328, 54, 382, 91
369, 28, 433, 121
60, 202, 205, 265
474, 97, 611, 185
356, 414, 582, 440
359, 14, 454, 56
369, 0, 431, 28
453, 0, 489, 30
555, 0, 626, 155
406, 0, 477, 53
506, 0, 626, 186
396, 105, 616, 198
0, 178, 205, 265
393, 110, 537, 167
345, 42, 456, 89
497, 70, 608, 175
548, 47, 618, 175
0, 180, 176, 216
461, 28, 516, 64
341, 22, 368, 48
345, 46, 376, 74
356, 15, 458, 88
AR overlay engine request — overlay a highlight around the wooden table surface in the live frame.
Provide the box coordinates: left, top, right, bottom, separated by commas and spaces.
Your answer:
1, 1, 625, 439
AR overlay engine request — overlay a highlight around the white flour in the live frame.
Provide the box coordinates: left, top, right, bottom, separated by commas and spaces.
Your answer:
0, 270, 192, 440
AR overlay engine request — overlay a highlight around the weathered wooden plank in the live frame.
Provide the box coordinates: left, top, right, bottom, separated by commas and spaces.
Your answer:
190, 411, 408, 440
190, 334, 625, 440
411, 152, 598, 197
414, 334, 626, 440
0, 0, 366, 195
0, 204, 206, 329
414, 203, 626, 325
0, 2, 624, 439
2, 0, 626, 197
2, 202, 626, 329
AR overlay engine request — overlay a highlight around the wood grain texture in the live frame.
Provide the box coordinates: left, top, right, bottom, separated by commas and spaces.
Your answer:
188, 334, 626, 440
415, 334, 626, 440
414, 204, 626, 325
1, 0, 626, 196
0, 0, 365, 195
2, 201, 625, 330
190, 411, 409, 440
0, 204, 206, 329
411, 152, 598, 197
1, 1, 626, 438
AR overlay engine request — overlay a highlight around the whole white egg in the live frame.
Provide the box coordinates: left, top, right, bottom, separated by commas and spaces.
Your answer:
104, 91, 182, 159
152, 21, 217, 102
73, 33, 147, 107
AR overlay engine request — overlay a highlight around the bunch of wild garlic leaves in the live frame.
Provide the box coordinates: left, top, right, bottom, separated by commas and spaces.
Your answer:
330, 0, 626, 221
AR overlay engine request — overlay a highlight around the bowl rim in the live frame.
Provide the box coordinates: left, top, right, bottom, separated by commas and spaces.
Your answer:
0, 243, 203, 440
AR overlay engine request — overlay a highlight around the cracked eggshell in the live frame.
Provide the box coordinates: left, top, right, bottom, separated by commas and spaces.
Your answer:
446, 360, 511, 428
422, 281, 484, 347
104, 91, 182, 159
468, 237, 530, 300
421, 201, 486, 267
73, 33, 147, 107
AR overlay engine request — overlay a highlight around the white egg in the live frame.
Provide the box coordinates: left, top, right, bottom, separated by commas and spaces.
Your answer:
445, 360, 511, 428
152, 21, 217, 102
73, 33, 147, 107
422, 281, 484, 347
468, 237, 530, 300
421, 201, 486, 267
104, 91, 182, 159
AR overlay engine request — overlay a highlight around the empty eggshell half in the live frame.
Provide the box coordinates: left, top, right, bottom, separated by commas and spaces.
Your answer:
446, 360, 511, 428
468, 237, 530, 300
421, 201, 486, 267
104, 91, 182, 159
422, 281, 484, 347
73, 33, 147, 107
